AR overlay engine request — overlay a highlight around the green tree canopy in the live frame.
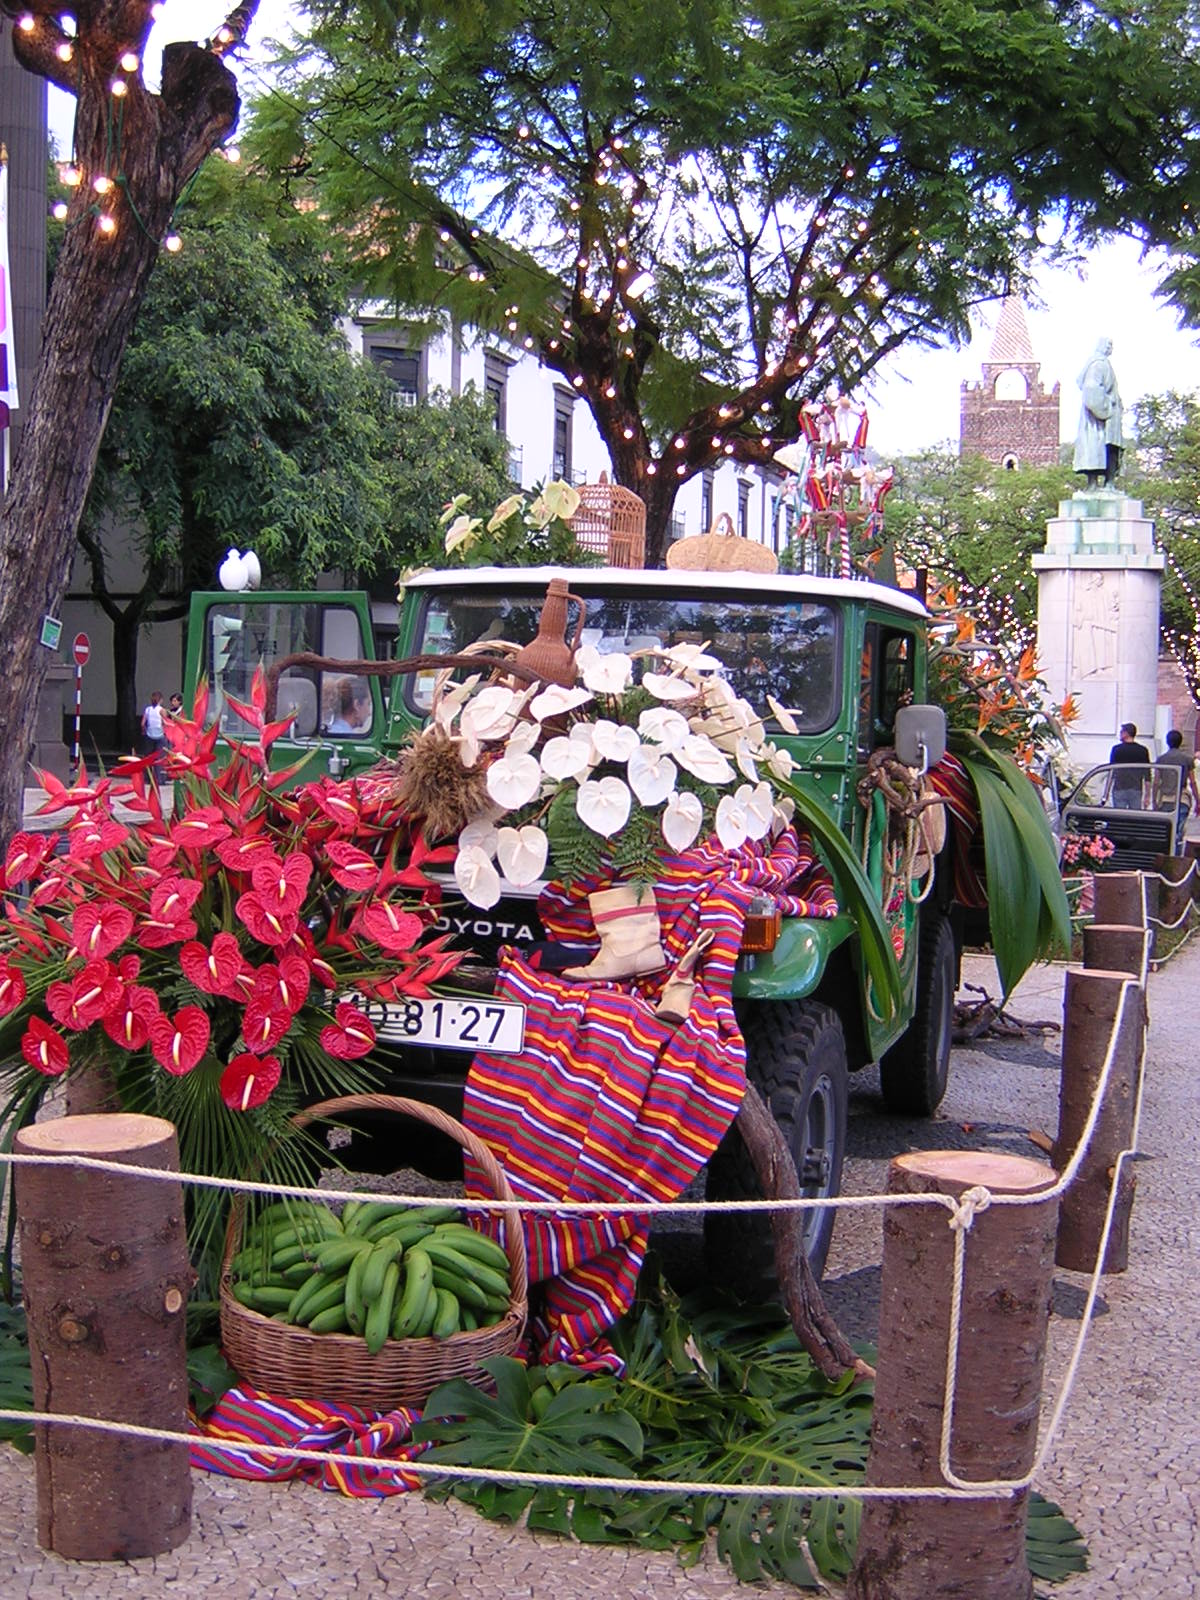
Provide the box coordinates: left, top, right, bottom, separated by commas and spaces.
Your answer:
1127, 391, 1200, 702
249, 0, 1200, 563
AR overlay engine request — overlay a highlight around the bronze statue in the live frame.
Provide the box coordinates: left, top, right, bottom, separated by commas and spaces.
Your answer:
1073, 336, 1123, 489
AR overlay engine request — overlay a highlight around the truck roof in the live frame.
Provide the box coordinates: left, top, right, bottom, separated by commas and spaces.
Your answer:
405, 565, 930, 620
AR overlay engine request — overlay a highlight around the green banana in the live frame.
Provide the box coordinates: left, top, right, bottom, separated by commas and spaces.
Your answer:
292, 1274, 350, 1326
431, 1224, 510, 1272
342, 1199, 413, 1237
344, 1245, 369, 1335
420, 1238, 509, 1300
361, 1214, 435, 1247
308, 1303, 350, 1334
365, 1262, 401, 1355
312, 1236, 372, 1275
460, 1305, 479, 1332
430, 1287, 460, 1339
431, 1264, 488, 1310
409, 1280, 439, 1338
390, 1247, 433, 1338
361, 1237, 406, 1303
233, 1282, 295, 1315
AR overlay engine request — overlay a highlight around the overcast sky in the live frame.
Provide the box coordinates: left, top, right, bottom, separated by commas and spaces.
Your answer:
48, 1, 1200, 464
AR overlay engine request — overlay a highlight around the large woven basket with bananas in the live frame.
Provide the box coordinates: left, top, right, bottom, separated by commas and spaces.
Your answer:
219, 1094, 528, 1410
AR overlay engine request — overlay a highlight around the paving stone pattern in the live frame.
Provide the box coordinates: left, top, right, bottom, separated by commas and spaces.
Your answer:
1, 943, 1196, 1597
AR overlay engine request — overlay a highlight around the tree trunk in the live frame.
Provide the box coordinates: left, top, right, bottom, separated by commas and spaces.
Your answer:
847, 1151, 1058, 1600
14, 1112, 193, 1559
735, 1081, 870, 1383
0, 24, 244, 845
112, 603, 143, 755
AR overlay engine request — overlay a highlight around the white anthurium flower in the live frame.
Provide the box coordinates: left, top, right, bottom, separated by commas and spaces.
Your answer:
766, 694, 800, 735
542, 478, 582, 521
444, 514, 483, 555
643, 671, 698, 703
575, 775, 632, 837
765, 742, 795, 781
505, 718, 541, 756
485, 749, 542, 810
581, 649, 634, 695
773, 796, 796, 835
434, 673, 481, 731
662, 790, 703, 851
638, 706, 690, 752
735, 737, 760, 783
455, 725, 481, 769
486, 492, 525, 532
702, 676, 737, 709
439, 493, 471, 527
454, 845, 502, 909
741, 782, 776, 841
530, 683, 593, 721
715, 793, 750, 852
496, 825, 549, 886
628, 746, 678, 807
540, 734, 591, 781
458, 817, 500, 858
660, 641, 722, 673
591, 719, 640, 763
676, 734, 736, 785
461, 685, 521, 742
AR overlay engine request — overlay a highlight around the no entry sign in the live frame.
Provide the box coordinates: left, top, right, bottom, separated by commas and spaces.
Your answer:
72, 632, 90, 668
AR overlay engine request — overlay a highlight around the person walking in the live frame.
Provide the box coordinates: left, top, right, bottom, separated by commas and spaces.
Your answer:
141, 691, 166, 758
1156, 728, 1200, 840
1107, 722, 1152, 809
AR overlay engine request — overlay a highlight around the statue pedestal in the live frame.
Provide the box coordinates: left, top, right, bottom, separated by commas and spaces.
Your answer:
31, 663, 74, 782
1033, 492, 1164, 772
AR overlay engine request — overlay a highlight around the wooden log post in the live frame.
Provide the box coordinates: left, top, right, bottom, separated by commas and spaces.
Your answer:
1091, 871, 1156, 955
1183, 838, 1200, 902
14, 1114, 193, 1560
1082, 923, 1149, 980
1152, 853, 1194, 933
846, 1151, 1058, 1600
1051, 968, 1141, 1274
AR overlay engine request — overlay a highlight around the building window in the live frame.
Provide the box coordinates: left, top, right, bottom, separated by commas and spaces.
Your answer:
701, 468, 714, 530
737, 478, 751, 539
484, 352, 510, 436
553, 389, 574, 481
364, 338, 423, 407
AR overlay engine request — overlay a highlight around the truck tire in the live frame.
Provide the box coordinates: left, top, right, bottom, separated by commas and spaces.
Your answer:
878, 911, 956, 1116
704, 1000, 848, 1293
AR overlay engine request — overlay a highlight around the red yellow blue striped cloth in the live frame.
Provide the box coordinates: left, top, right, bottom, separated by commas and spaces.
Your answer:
189, 1384, 427, 1496
463, 826, 838, 1367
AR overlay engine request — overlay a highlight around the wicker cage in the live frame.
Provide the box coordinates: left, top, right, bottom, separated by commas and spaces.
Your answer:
568, 474, 646, 568
219, 1094, 527, 1410
666, 511, 779, 574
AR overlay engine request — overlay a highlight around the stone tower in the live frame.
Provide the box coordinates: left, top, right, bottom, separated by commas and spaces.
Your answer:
959, 297, 1061, 469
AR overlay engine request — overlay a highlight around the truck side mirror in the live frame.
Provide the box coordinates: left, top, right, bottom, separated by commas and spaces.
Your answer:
895, 704, 947, 774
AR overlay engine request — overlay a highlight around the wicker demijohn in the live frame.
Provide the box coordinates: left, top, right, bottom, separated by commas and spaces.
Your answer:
666, 511, 779, 574
219, 1094, 528, 1410
568, 474, 646, 568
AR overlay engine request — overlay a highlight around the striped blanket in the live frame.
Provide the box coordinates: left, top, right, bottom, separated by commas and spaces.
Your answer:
463, 826, 838, 1367
926, 751, 986, 908
190, 1385, 427, 1496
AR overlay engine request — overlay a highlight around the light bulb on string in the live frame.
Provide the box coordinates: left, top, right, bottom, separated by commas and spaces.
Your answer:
647, 462, 657, 475
572, 374, 584, 388
17, 15, 34, 32
224, 146, 241, 163
120, 51, 140, 72
676, 464, 686, 476
93, 175, 113, 195
604, 385, 616, 398
673, 436, 685, 449
110, 79, 127, 97
51, 201, 68, 221
548, 339, 560, 350
150, 2, 164, 15
164, 233, 183, 253
56, 42, 73, 62
62, 165, 81, 186
623, 427, 634, 440
97, 213, 116, 236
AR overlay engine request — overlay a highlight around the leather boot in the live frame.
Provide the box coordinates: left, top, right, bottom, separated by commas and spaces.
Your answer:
654, 929, 716, 1023
563, 885, 668, 981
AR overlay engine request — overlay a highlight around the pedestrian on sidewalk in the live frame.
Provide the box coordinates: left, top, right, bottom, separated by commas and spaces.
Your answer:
141, 691, 166, 758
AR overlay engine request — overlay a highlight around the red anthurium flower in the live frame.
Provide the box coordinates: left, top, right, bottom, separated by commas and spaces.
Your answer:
292, 927, 337, 991
147, 838, 181, 871
220, 1052, 282, 1112
325, 840, 380, 893
0, 962, 27, 1016
305, 779, 363, 830
5, 903, 48, 956
171, 808, 232, 851
250, 851, 313, 913
149, 1006, 211, 1075
241, 994, 293, 1052
252, 952, 310, 1015
149, 875, 203, 922
139, 914, 199, 949
46, 961, 118, 1031
30, 767, 112, 815
353, 900, 425, 955
31, 871, 81, 908
102, 984, 161, 1050
72, 902, 135, 961
67, 817, 129, 861
235, 891, 298, 947
117, 953, 141, 982
4, 831, 56, 886
215, 834, 274, 874
320, 1002, 376, 1060
180, 932, 245, 997
22, 1016, 70, 1077
160, 712, 220, 777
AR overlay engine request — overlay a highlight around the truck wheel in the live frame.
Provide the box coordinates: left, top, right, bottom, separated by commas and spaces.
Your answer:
879, 911, 956, 1116
704, 1000, 848, 1293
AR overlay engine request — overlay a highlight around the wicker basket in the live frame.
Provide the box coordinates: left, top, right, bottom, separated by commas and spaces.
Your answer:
568, 474, 646, 568
666, 511, 779, 574
219, 1094, 528, 1410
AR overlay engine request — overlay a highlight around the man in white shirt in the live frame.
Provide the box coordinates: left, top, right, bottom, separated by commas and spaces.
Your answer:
141, 691, 166, 757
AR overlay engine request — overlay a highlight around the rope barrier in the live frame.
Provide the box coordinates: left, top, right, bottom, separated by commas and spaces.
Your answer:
0, 902, 1167, 1512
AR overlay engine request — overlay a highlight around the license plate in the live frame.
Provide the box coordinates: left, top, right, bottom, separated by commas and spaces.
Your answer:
368, 996, 526, 1054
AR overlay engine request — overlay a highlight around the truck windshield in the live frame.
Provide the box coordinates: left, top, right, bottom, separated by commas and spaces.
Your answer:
203, 601, 373, 740
409, 589, 841, 733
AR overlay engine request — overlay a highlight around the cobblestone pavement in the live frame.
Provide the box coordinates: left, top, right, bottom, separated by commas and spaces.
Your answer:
0, 939, 1195, 1597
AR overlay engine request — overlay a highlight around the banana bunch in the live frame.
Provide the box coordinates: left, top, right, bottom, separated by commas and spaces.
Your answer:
230, 1197, 513, 1355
